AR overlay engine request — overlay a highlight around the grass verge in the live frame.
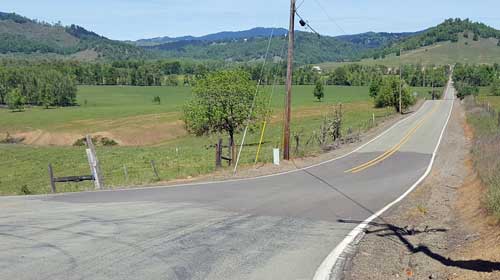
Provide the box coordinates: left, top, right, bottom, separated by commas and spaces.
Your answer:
464, 96, 500, 218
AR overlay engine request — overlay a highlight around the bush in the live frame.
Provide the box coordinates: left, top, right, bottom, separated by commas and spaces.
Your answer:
153, 96, 161, 105
73, 136, 118, 147
6, 88, 25, 111
0, 132, 25, 144
20, 185, 32, 195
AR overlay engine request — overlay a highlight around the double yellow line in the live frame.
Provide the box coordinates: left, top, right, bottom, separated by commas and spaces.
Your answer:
345, 104, 440, 174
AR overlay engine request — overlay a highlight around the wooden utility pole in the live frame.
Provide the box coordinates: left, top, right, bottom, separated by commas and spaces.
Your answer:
283, 0, 295, 161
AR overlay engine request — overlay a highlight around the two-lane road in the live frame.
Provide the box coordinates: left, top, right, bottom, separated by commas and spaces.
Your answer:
0, 82, 455, 280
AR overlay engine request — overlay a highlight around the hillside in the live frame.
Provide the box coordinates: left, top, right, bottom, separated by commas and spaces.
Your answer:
1, 12, 499, 65
320, 34, 500, 69
373, 18, 500, 58
0, 12, 145, 60
336, 31, 417, 48
143, 30, 411, 64
137, 18, 500, 65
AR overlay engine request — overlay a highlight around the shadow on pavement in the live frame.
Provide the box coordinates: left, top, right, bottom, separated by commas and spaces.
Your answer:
338, 219, 500, 273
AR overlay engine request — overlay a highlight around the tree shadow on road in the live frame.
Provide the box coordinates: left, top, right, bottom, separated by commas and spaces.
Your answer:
338, 219, 500, 273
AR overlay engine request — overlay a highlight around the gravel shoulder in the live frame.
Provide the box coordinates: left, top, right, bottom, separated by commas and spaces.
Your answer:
345, 99, 500, 279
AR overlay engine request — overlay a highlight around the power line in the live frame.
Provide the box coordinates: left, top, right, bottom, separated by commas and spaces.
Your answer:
233, 28, 276, 174
312, 0, 349, 36
295, 11, 321, 38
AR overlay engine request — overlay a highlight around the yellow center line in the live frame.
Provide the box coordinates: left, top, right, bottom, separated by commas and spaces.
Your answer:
345, 103, 440, 174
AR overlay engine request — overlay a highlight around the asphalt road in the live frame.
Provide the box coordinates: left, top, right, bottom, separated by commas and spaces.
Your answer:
0, 82, 455, 280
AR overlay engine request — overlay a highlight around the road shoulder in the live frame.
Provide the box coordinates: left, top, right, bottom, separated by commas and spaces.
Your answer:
344, 99, 500, 279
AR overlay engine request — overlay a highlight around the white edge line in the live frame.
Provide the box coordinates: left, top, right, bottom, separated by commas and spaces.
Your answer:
312, 84, 455, 280
2, 101, 430, 200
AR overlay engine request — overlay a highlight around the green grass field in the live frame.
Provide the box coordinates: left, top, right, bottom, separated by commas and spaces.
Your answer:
0, 85, 438, 195
476, 87, 500, 111
320, 36, 500, 70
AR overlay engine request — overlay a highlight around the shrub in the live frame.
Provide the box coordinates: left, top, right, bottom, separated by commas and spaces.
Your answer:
6, 88, 25, 111
73, 136, 118, 147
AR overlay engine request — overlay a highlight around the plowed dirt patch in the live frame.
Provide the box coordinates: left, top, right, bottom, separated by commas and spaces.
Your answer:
12, 113, 187, 146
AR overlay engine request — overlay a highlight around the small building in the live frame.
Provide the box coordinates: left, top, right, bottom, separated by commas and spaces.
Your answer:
312, 66, 322, 73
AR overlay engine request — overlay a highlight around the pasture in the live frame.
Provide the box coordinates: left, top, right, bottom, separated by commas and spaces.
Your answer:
0, 85, 437, 195
320, 36, 500, 70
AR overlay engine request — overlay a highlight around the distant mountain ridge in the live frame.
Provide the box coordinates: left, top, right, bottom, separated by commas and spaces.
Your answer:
0, 11, 499, 65
133, 27, 289, 46
0, 11, 145, 60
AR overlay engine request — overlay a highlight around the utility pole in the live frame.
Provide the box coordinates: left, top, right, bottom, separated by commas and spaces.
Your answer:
283, 0, 295, 161
399, 48, 403, 114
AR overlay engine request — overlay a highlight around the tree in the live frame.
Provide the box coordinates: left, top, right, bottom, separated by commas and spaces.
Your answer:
369, 75, 383, 98
6, 88, 25, 112
183, 70, 263, 149
373, 76, 415, 112
40, 82, 55, 109
0, 69, 8, 104
164, 75, 179, 86
313, 80, 325, 101
490, 77, 500, 96
153, 96, 161, 104
455, 82, 479, 100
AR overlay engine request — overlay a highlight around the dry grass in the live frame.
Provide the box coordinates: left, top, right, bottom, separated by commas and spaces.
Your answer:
465, 96, 500, 218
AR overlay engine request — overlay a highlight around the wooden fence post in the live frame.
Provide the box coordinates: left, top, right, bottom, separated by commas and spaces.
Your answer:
498, 112, 500, 129
86, 135, 104, 190
229, 137, 234, 166
123, 165, 129, 183
150, 160, 160, 180
215, 138, 222, 168
48, 163, 56, 193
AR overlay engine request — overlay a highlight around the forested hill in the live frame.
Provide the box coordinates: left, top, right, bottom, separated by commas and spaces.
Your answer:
144, 30, 409, 65
374, 18, 500, 58
0, 12, 145, 60
133, 27, 289, 46
1, 12, 499, 65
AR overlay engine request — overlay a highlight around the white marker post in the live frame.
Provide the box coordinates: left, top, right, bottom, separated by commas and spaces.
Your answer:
273, 148, 280, 166
85, 135, 104, 190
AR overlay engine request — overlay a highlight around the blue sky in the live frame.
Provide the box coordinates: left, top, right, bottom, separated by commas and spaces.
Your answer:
2, 0, 500, 40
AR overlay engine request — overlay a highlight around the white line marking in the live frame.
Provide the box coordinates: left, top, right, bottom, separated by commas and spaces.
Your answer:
313, 83, 455, 280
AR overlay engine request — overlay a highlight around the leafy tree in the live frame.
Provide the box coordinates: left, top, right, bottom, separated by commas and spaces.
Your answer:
369, 75, 383, 98
373, 76, 415, 112
490, 77, 500, 96
183, 70, 263, 147
0, 69, 8, 104
40, 83, 56, 109
313, 80, 325, 101
6, 88, 25, 111
455, 81, 479, 99
164, 75, 179, 86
